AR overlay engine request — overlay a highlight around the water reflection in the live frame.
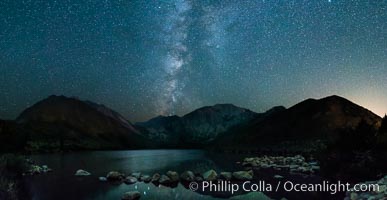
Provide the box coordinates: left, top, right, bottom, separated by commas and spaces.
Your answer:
27, 150, 238, 200
25, 150, 331, 200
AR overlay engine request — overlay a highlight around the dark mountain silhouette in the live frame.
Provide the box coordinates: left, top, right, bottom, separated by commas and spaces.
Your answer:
214, 95, 382, 152
135, 104, 284, 147
15, 95, 145, 151
135, 115, 184, 147
0, 94, 383, 152
181, 104, 260, 144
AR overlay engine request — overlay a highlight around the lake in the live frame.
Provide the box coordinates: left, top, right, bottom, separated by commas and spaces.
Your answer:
24, 150, 341, 200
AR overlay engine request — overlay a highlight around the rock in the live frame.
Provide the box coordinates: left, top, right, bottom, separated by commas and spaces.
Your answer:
311, 166, 320, 171
289, 165, 298, 169
41, 165, 48, 172
151, 173, 160, 182
373, 194, 385, 199
107, 171, 124, 181
121, 191, 141, 200
195, 176, 203, 182
29, 165, 42, 174
159, 175, 171, 184
240, 155, 318, 175
75, 169, 91, 176
140, 175, 152, 183
359, 193, 371, 199
26, 158, 34, 164
45, 168, 53, 173
180, 171, 195, 182
376, 185, 386, 193
166, 171, 179, 183
350, 192, 358, 200
124, 176, 138, 184
131, 172, 141, 179
203, 170, 217, 181
260, 164, 270, 169
229, 191, 272, 200
41, 165, 52, 173
220, 172, 232, 180
274, 175, 284, 179
233, 170, 253, 181
99, 177, 107, 182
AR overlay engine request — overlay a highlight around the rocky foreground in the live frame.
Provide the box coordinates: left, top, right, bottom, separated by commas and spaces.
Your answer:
344, 176, 387, 200
23, 155, 319, 200
23, 155, 386, 200
73, 168, 258, 200
241, 155, 320, 174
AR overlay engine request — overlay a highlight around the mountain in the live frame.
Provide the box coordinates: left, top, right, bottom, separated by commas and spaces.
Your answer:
215, 95, 382, 152
136, 104, 284, 147
1, 94, 382, 152
135, 115, 183, 147
180, 104, 281, 144
16, 95, 144, 151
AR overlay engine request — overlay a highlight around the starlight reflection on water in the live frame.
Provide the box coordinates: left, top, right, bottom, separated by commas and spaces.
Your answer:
27, 150, 246, 200
25, 150, 322, 200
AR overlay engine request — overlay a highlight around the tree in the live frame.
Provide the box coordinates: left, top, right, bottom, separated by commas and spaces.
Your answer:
334, 120, 376, 151
318, 120, 379, 181
379, 114, 387, 134
377, 114, 387, 147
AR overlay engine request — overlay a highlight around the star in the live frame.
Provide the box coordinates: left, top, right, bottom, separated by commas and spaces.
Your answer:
0, 0, 386, 121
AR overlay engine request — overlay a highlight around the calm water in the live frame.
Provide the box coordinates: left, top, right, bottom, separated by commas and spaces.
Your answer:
24, 150, 340, 200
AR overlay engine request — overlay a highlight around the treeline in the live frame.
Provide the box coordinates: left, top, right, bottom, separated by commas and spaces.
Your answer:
319, 115, 387, 182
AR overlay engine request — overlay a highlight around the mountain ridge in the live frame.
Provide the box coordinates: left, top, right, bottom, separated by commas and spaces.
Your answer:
0, 94, 383, 152
135, 103, 272, 147
213, 95, 382, 152
15, 95, 145, 151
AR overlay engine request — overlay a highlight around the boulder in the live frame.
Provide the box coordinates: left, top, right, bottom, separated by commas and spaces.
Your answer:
180, 171, 195, 182
131, 172, 141, 179
75, 169, 91, 176
232, 170, 253, 180
220, 172, 232, 180
260, 164, 270, 169
159, 175, 171, 184
311, 166, 320, 171
377, 185, 386, 193
41, 165, 52, 173
350, 192, 358, 200
166, 171, 179, 183
151, 173, 160, 182
195, 176, 204, 182
107, 171, 124, 181
140, 175, 152, 183
121, 191, 141, 200
29, 165, 42, 174
124, 176, 138, 184
274, 175, 284, 179
203, 170, 217, 181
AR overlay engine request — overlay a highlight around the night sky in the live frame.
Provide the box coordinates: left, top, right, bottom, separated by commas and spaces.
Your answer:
1, 0, 386, 122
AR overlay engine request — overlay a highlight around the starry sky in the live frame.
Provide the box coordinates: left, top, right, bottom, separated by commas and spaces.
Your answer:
0, 0, 386, 122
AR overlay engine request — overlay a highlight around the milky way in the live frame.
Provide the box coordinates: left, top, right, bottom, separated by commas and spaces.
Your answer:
0, 0, 386, 121
158, 0, 192, 116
